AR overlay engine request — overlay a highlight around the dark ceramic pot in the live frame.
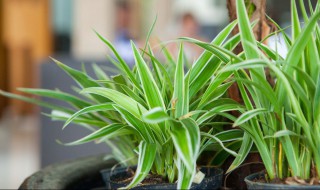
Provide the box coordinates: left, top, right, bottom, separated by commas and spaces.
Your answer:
245, 172, 320, 190
19, 155, 116, 190
100, 166, 136, 189
101, 166, 223, 189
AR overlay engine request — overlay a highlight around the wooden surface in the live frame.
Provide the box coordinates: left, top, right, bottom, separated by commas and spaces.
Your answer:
0, 1, 8, 116
2, 0, 52, 114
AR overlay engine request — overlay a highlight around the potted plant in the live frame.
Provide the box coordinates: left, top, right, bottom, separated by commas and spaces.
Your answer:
1, 17, 247, 188
213, 0, 320, 189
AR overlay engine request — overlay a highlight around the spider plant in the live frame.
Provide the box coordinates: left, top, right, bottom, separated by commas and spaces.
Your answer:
0, 18, 247, 188
212, 0, 320, 182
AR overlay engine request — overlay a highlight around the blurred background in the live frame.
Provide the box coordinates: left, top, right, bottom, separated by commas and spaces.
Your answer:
0, 0, 312, 188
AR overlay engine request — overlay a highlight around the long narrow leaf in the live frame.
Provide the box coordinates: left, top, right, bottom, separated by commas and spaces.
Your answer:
173, 44, 186, 118
63, 103, 114, 129
81, 87, 147, 119
142, 107, 170, 124
64, 123, 126, 145
131, 42, 165, 109
124, 142, 157, 189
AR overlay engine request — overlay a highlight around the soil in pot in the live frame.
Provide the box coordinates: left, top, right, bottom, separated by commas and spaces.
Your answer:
100, 166, 133, 189
245, 172, 320, 190
101, 166, 223, 189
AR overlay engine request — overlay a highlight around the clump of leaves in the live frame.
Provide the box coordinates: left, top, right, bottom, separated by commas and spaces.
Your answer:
212, 0, 320, 182
0, 17, 248, 188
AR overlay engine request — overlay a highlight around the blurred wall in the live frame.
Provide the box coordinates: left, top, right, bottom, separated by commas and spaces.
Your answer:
0, 0, 8, 117
144, 0, 173, 39
72, 0, 116, 59
2, 0, 52, 114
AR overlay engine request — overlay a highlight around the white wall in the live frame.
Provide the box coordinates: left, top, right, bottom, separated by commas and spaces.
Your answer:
72, 0, 115, 59
173, 0, 228, 25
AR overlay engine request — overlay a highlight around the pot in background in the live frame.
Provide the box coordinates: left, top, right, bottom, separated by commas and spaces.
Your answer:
100, 166, 136, 189
245, 172, 320, 190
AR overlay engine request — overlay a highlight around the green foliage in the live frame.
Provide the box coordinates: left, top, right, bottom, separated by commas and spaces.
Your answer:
0, 17, 246, 188
222, 0, 320, 180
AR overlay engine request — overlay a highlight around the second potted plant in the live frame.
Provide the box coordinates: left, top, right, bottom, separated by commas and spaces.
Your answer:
221, 0, 320, 189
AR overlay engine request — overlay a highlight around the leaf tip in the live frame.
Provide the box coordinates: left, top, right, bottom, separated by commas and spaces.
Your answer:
49, 56, 59, 64
56, 139, 64, 145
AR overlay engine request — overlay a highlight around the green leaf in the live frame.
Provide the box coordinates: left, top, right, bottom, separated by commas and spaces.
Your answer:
188, 21, 241, 98
199, 81, 234, 108
92, 64, 109, 81
210, 141, 242, 167
181, 118, 200, 159
291, 0, 301, 42
144, 50, 174, 94
189, 33, 240, 98
236, 0, 269, 108
278, 116, 300, 176
227, 133, 253, 173
221, 59, 267, 72
124, 141, 157, 189
146, 45, 163, 90
18, 88, 91, 109
111, 74, 127, 93
202, 98, 240, 110
142, 107, 170, 124
265, 15, 292, 49
63, 103, 114, 129
201, 132, 238, 157
314, 77, 320, 123
180, 37, 242, 63
81, 87, 147, 119
49, 110, 106, 127
141, 15, 157, 57
257, 42, 284, 61
264, 130, 299, 139
160, 43, 176, 66
306, 35, 320, 81
299, 0, 309, 22
51, 58, 108, 103
120, 85, 148, 108
95, 31, 140, 89
176, 158, 195, 189
173, 44, 186, 118
183, 72, 190, 118
236, 0, 260, 59
285, 11, 320, 73
64, 123, 126, 145
171, 118, 199, 172
233, 74, 278, 110
233, 108, 269, 127
0, 90, 74, 114
214, 129, 244, 143
189, 20, 237, 82
283, 72, 311, 114
197, 103, 244, 125
131, 41, 165, 109
200, 129, 243, 154
289, 65, 316, 95
113, 105, 155, 143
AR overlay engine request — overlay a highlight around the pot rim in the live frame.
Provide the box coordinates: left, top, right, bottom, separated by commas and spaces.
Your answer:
245, 171, 320, 188
105, 165, 224, 186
